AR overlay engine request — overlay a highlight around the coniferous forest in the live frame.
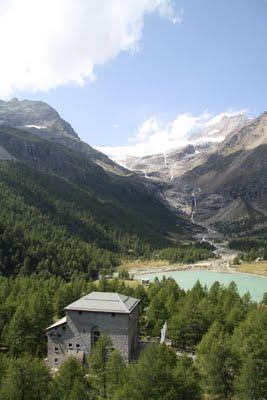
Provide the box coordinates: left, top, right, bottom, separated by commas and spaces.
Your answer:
1, 0, 267, 396
0, 136, 266, 399
0, 275, 266, 399
0, 108, 266, 399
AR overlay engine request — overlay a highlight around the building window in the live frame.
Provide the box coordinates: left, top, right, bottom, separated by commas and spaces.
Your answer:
55, 347, 59, 352
111, 313, 116, 317
54, 358, 58, 364
79, 311, 82, 315
68, 343, 73, 348
76, 344, 80, 348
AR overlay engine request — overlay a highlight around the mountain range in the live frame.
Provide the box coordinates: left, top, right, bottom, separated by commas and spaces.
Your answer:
108, 112, 267, 235
0, 98, 126, 175
0, 98, 266, 252
0, 99, 194, 263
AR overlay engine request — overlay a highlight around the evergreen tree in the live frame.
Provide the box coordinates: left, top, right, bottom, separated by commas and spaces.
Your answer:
232, 308, 267, 400
51, 357, 89, 400
89, 333, 112, 399
106, 349, 126, 398
0, 355, 50, 400
262, 292, 267, 305
172, 356, 202, 400
3, 304, 35, 356
196, 321, 237, 399
114, 344, 201, 400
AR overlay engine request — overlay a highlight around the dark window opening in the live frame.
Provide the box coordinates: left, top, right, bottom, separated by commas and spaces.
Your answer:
76, 344, 80, 348
57, 334, 61, 338
79, 311, 82, 315
55, 347, 59, 352
54, 358, 58, 363
93, 331, 100, 347
111, 313, 116, 317
68, 343, 73, 348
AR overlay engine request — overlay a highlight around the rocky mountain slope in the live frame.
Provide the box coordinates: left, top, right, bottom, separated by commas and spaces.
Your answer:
189, 113, 247, 144
114, 112, 266, 234
121, 113, 246, 182
170, 113, 267, 232
0, 98, 126, 175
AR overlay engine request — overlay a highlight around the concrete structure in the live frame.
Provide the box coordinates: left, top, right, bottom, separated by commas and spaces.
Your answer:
46, 291, 140, 369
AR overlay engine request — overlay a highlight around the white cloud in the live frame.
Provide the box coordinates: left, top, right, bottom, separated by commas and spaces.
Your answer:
0, 0, 181, 98
97, 110, 246, 161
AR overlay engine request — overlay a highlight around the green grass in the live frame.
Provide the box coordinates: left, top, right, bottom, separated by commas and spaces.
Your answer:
236, 261, 267, 276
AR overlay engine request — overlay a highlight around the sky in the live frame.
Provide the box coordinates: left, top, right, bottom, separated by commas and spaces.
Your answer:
0, 0, 267, 157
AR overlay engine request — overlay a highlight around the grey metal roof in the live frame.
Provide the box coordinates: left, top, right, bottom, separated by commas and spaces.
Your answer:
65, 291, 140, 314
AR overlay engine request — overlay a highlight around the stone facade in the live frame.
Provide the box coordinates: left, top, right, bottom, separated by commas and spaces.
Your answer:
46, 292, 139, 369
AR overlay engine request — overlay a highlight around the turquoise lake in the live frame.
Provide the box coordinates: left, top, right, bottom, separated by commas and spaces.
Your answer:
134, 270, 267, 302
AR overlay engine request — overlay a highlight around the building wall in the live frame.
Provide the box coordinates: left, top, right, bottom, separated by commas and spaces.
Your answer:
47, 322, 72, 368
47, 307, 139, 368
128, 306, 139, 358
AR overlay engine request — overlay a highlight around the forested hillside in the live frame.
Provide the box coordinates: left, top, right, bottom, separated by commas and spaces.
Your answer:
0, 161, 175, 278
0, 124, 198, 278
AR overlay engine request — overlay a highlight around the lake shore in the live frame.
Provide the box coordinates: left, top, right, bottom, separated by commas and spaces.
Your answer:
133, 264, 267, 278
125, 254, 267, 278
121, 239, 267, 278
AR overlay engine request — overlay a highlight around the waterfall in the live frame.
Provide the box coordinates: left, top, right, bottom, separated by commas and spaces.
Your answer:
191, 193, 197, 222
164, 153, 167, 166
160, 321, 168, 344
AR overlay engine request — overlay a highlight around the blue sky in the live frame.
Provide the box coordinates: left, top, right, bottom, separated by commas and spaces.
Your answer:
1, 0, 267, 154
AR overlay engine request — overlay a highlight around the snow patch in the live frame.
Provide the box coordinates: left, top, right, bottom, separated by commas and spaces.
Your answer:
25, 124, 46, 129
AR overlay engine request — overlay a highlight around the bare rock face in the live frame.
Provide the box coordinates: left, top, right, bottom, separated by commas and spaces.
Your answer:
0, 98, 127, 175
218, 111, 267, 155
121, 113, 247, 183
116, 112, 266, 230
0, 97, 78, 139
122, 142, 215, 182
175, 113, 267, 226
188, 114, 247, 144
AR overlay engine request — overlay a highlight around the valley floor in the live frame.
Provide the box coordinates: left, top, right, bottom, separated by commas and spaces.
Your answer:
236, 261, 267, 277
122, 241, 267, 277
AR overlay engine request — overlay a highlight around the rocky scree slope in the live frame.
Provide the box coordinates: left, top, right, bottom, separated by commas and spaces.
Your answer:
176, 112, 267, 231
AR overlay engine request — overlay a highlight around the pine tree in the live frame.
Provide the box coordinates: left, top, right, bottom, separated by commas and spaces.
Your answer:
232, 308, 267, 400
89, 333, 112, 399
51, 357, 89, 400
106, 350, 125, 398
114, 344, 201, 400
196, 321, 238, 399
0, 355, 50, 400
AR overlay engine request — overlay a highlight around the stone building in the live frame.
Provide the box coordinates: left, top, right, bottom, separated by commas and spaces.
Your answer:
46, 291, 140, 369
